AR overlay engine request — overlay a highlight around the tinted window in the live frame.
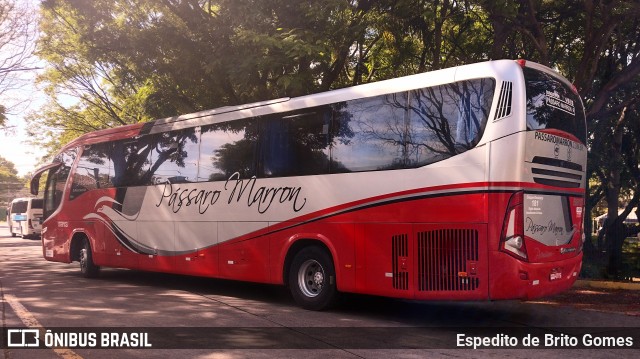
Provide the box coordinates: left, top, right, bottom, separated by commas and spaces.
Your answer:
11, 200, 27, 213
260, 107, 331, 177
44, 148, 77, 218
331, 93, 407, 172
329, 79, 494, 172
71, 79, 494, 187
31, 199, 43, 209
111, 136, 153, 187
523, 67, 586, 144
199, 119, 258, 181
71, 143, 113, 199
407, 78, 495, 166
149, 128, 200, 184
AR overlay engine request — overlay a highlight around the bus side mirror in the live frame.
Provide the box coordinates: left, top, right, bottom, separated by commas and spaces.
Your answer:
30, 162, 62, 196
30, 174, 41, 195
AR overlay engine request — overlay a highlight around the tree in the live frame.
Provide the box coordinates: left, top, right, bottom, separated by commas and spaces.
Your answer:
485, 0, 640, 277
0, 154, 17, 178
30, 0, 496, 155
0, 0, 38, 129
0, 155, 23, 207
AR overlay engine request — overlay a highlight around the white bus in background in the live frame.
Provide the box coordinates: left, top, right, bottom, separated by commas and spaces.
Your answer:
8, 197, 43, 239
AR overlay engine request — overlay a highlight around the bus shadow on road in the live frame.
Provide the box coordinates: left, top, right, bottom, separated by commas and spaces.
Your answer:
84, 268, 523, 327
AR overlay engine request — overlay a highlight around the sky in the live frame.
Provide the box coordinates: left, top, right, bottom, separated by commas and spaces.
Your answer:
0, 53, 47, 177
0, 0, 47, 177
0, 114, 47, 177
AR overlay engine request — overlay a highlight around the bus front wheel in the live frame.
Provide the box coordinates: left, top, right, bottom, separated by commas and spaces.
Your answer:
79, 239, 100, 278
288, 246, 338, 310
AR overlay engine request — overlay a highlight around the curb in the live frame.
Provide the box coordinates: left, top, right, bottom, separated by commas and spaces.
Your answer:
575, 279, 640, 291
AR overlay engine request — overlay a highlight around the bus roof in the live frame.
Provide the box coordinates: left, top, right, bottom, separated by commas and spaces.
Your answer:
63, 122, 145, 149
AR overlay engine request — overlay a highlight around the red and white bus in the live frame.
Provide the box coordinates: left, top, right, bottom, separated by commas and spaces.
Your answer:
31, 59, 586, 310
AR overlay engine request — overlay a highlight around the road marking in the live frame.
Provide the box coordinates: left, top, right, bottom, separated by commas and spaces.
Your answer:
4, 294, 83, 359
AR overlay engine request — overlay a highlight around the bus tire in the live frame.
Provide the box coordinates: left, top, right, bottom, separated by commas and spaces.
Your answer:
79, 238, 100, 278
288, 246, 338, 310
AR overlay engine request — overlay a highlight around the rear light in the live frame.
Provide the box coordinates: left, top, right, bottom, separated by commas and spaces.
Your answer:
516, 59, 527, 68
501, 191, 528, 261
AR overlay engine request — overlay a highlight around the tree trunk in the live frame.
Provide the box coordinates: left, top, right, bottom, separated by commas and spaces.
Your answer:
583, 197, 595, 254
605, 218, 625, 278
603, 107, 628, 277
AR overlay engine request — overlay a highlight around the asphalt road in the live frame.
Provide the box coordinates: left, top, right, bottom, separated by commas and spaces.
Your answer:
1, 224, 639, 358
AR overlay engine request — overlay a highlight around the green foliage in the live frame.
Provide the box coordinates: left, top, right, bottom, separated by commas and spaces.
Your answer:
30, 0, 508, 156
0, 155, 24, 206
621, 239, 640, 281
0, 155, 18, 178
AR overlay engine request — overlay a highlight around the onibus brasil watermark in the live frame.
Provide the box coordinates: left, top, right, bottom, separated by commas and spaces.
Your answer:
6, 329, 152, 349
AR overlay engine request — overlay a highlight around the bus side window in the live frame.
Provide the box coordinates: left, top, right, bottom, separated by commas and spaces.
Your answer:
407, 78, 495, 167
454, 79, 494, 148
199, 119, 258, 182
330, 93, 407, 173
71, 143, 113, 199
148, 128, 200, 184
111, 136, 153, 187
260, 106, 331, 178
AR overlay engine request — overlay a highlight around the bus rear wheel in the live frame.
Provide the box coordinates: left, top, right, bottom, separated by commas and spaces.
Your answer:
79, 239, 100, 278
288, 246, 338, 310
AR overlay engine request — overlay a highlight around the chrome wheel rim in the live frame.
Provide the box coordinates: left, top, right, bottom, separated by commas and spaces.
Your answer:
297, 259, 325, 298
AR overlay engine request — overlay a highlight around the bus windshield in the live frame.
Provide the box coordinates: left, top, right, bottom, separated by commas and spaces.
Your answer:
523, 67, 586, 144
